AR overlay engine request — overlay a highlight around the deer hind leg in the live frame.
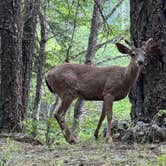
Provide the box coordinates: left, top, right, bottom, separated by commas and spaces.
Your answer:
94, 103, 106, 139
103, 94, 114, 144
54, 96, 77, 144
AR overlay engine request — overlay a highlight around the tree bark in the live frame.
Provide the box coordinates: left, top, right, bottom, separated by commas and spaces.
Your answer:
129, 0, 166, 123
72, 0, 104, 135
0, 0, 39, 133
0, 0, 23, 132
22, 0, 39, 115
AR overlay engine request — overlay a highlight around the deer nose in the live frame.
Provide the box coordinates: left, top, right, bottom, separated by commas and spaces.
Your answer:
138, 61, 143, 66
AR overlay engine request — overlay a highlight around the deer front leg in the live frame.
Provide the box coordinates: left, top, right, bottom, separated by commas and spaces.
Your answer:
94, 103, 106, 139
104, 94, 114, 144
54, 96, 77, 144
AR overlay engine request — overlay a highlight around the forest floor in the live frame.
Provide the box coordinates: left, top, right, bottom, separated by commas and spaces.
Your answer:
0, 138, 166, 166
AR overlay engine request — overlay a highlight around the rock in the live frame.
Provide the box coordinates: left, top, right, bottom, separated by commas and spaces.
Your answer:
133, 121, 149, 143
103, 119, 130, 141
148, 110, 166, 142
103, 110, 166, 143
121, 129, 134, 143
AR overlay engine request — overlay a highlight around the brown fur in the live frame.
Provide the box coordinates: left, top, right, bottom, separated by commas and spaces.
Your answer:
46, 62, 139, 101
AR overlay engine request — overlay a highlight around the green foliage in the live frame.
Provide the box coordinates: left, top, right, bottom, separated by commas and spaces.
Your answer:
157, 151, 166, 166
25, 116, 67, 145
157, 110, 166, 117
43, 0, 131, 67
113, 98, 131, 120
45, 117, 66, 145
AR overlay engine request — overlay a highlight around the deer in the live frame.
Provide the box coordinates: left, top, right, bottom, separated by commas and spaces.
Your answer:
45, 38, 155, 144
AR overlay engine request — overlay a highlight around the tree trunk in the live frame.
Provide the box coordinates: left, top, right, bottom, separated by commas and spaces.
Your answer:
22, 0, 39, 115
85, 0, 104, 65
72, 0, 104, 135
129, 0, 166, 123
32, 12, 46, 137
0, 0, 23, 132
72, 98, 84, 135
121, 0, 126, 30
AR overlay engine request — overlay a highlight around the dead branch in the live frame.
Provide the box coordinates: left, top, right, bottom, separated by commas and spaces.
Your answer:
95, 55, 127, 65
105, 0, 125, 20
65, 0, 80, 62
0, 133, 43, 145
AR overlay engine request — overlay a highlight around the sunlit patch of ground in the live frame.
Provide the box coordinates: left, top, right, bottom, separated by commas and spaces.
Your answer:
0, 138, 166, 166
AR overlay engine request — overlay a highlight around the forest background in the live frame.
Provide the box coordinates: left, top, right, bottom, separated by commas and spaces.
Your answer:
0, 0, 166, 165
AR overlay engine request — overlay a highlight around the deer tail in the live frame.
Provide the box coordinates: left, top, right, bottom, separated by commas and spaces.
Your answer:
45, 76, 55, 94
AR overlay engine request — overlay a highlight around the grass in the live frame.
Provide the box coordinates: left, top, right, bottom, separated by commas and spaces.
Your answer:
0, 138, 165, 166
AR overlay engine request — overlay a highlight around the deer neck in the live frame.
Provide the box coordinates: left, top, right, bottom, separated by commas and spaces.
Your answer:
124, 59, 140, 85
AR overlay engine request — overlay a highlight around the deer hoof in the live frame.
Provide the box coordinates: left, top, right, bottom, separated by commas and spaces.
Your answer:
68, 135, 77, 144
94, 131, 98, 140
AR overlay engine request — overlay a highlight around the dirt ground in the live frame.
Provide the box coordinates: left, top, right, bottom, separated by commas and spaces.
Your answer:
0, 138, 166, 166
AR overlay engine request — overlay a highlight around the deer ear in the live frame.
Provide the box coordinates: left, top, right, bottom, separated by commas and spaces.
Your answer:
116, 43, 131, 54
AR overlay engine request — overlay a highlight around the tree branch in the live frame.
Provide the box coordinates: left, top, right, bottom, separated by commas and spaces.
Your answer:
105, 0, 125, 21
65, 0, 80, 62
95, 55, 128, 65
70, 35, 124, 60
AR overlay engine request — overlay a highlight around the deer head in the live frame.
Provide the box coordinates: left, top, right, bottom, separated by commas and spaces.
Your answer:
116, 38, 154, 66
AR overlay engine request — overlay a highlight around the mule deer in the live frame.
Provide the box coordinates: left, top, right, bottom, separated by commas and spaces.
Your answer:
45, 38, 154, 144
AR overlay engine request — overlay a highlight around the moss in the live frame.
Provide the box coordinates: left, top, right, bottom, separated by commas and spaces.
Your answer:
157, 110, 166, 117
